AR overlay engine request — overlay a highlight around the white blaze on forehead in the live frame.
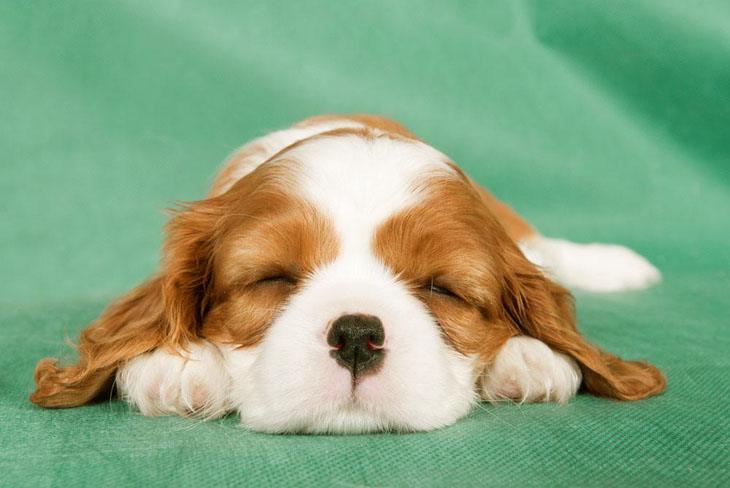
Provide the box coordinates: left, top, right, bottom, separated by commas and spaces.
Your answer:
286, 133, 454, 254
213, 119, 367, 196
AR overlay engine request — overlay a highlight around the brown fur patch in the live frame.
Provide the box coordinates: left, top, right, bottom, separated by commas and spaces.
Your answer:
374, 173, 516, 362
472, 182, 536, 242
209, 142, 268, 197
30, 159, 338, 408
203, 190, 338, 346
30, 277, 167, 408
375, 172, 665, 401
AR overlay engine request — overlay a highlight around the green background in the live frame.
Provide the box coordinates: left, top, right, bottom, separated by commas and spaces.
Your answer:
1, 1, 728, 486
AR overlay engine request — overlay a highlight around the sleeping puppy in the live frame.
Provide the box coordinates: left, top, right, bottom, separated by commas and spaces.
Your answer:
30, 115, 665, 433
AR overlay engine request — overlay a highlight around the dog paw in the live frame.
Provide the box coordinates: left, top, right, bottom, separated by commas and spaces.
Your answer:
116, 341, 231, 418
520, 237, 661, 292
481, 336, 581, 404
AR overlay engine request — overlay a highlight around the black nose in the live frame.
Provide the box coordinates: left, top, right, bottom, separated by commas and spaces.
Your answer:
327, 314, 385, 376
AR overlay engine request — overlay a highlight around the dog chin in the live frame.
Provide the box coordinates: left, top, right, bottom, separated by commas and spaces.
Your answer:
223, 345, 476, 434
238, 394, 469, 435
242, 400, 402, 435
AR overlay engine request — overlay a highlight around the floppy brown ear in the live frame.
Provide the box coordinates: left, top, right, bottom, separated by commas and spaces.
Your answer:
30, 199, 220, 408
499, 245, 666, 401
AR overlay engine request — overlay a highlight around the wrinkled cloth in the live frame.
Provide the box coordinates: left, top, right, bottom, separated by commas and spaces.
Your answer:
1, 1, 728, 486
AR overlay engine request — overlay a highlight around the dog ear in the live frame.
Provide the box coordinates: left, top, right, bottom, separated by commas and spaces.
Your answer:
30, 198, 221, 408
498, 244, 666, 401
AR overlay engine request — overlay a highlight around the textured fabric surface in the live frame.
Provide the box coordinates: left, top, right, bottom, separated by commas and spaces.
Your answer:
1, 1, 728, 486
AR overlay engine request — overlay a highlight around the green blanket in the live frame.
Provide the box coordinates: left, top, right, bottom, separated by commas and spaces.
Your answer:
2, 1, 728, 486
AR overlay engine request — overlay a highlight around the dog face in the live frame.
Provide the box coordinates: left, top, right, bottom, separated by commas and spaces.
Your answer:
193, 132, 506, 432
31, 120, 665, 433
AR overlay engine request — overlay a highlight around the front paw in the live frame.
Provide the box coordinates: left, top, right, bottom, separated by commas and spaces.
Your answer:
481, 336, 581, 404
116, 342, 231, 418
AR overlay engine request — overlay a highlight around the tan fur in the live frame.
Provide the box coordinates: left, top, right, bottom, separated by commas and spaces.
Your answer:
203, 177, 338, 346
471, 181, 536, 242
375, 172, 665, 401
31, 278, 166, 407
30, 159, 337, 407
209, 142, 268, 197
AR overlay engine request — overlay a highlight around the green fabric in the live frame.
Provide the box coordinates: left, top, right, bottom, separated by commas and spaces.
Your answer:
2, 1, 728, 486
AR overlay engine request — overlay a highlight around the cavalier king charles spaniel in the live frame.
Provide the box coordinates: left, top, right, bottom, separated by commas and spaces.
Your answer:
31, 115, 665, 433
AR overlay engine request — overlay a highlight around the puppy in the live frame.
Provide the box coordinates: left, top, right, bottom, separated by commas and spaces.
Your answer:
31, 115, 665, 433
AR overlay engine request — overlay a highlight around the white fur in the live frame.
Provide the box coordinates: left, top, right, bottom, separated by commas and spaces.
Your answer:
212, 119, 366, 196
116, 342, 231, 418
226, 265, 478, 433
520, 236, 661, 292
481, 336, 582, 404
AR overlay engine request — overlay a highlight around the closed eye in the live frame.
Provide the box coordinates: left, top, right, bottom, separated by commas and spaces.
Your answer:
255, 274, 298, 286
420, 280, 460, 299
